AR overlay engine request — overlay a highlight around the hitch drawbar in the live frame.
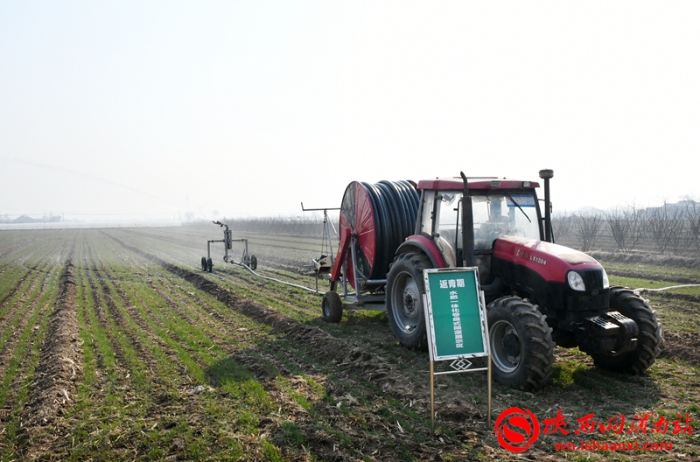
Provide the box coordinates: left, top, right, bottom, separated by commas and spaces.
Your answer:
576, 311, 639, 355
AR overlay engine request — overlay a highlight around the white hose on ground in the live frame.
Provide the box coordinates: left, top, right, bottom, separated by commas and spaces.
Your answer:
235, 261, 324, 295
633, 283, 700, 295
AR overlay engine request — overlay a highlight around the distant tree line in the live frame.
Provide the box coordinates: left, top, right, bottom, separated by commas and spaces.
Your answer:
217, 215, 337, 238
553, 200, 700, 256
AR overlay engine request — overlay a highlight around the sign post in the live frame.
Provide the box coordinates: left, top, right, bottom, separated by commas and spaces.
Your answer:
422, 267, 491, 433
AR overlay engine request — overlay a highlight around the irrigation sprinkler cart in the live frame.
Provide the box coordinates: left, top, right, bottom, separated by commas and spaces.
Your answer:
201, 221, 257, 273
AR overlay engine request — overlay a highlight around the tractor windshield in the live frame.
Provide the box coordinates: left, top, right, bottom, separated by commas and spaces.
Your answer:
472, 193, 540, 249
432, 191, 541, 264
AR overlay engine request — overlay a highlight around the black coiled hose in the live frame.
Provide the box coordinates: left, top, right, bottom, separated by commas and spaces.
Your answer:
360, 180, 420, 280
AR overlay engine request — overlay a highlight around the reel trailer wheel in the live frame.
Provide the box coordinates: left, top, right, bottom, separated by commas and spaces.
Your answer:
322, 291, 343, 323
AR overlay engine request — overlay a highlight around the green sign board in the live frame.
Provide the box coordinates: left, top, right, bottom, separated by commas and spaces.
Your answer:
423, 268, 489, 361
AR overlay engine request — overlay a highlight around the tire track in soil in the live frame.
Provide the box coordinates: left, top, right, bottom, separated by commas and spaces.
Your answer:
17, 257, 82, 460
103, 233, 500, 461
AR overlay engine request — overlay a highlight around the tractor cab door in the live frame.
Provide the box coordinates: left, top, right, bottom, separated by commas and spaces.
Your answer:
433, 193, 497, 285
433, 192, 461, 267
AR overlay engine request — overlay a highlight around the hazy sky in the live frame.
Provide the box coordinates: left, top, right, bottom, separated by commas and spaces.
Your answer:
1, 2, 699, 221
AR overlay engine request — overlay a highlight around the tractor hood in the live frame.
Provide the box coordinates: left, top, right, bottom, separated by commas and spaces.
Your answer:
493, 235, 603, 283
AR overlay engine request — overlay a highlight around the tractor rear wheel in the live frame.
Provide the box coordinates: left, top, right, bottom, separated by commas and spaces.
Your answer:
386, 252, 431, 351
592, 287, 663, 374
322, 291, 343, 323
487, 296, 555, 391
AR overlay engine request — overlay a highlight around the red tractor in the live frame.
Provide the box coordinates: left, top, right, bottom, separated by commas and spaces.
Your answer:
322, 170, 663, 391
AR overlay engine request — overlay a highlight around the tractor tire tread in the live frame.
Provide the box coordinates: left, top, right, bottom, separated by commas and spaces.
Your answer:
487, 296, 555, 391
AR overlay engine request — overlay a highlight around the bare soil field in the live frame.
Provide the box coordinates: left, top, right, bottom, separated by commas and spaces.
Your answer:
0, 226, 698, 461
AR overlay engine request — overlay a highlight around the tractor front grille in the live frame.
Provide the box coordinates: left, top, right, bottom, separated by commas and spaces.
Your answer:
577, 269, 605, 292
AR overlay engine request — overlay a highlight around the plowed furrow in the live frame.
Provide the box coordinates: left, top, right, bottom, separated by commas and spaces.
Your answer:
17, 257, 81, 459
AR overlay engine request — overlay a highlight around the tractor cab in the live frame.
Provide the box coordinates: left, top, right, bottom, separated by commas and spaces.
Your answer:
414, 177, 543, 287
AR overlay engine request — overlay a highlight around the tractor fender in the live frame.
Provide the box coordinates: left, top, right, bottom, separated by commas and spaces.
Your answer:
395, 234, 447, 269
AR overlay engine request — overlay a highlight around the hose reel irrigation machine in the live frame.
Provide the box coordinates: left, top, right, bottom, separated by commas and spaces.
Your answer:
319, 171, 662, 393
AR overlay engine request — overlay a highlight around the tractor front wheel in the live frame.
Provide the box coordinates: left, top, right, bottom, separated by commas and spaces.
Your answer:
386, 252, 431, 351
592, 287, 663, 374
487, 296, 555, 391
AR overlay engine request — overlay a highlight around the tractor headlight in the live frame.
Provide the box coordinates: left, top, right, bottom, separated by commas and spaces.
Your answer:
602, 268, 610, 289
567, 271, 586, 291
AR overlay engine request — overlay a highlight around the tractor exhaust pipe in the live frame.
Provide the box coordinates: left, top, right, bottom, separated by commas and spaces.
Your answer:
539, 169, 554, 242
